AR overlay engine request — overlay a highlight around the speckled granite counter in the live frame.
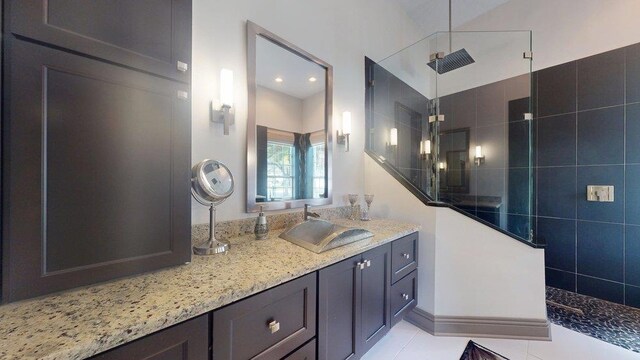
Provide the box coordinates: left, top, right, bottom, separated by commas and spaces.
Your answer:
0, 218, 419, 360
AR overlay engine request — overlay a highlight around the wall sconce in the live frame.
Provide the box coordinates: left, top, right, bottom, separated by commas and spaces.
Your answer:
211, 68, 235, 135
438, 161, 446, 170
420, 139, 431, 160
386, 127, 398, 152
337, 111, 352, 152
474, 145, 485, 165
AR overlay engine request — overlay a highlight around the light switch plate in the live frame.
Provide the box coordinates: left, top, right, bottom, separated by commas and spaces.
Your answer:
587, 185, 614, 202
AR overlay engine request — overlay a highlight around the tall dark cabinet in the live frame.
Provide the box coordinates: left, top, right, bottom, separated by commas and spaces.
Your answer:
1, 0, 192, 302
318, 244, 392, 360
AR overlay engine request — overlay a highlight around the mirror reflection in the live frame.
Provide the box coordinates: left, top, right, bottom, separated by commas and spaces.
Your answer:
438, 128, 470, 194
248, 22, 332, 212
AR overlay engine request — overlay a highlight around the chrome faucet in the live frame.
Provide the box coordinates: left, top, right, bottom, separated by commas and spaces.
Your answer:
304, 204, 320, 221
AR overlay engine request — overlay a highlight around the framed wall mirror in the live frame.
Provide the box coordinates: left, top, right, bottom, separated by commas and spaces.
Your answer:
439, 128, 471, 194
247, 21, 333, 212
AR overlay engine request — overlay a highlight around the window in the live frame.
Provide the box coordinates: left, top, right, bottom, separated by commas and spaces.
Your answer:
267, 141, 295, 200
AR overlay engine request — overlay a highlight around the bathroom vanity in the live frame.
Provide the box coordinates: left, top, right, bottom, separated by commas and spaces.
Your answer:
0, 218, 419, 360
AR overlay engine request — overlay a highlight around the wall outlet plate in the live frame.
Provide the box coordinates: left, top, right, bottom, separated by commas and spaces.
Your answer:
587, 185, 614, 202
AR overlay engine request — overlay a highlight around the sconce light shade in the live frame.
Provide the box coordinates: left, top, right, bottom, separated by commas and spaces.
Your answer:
390, 128, 398, 146
474, 145, 485, 165
423, 140, 431, 154
337, 111, 352, 152
220, 69, 234, 107
475, 145, 483, 158
212, 68, 235, 135
420, 139, 431, 160
438, 161, 446, 170
342, 111, 352, 135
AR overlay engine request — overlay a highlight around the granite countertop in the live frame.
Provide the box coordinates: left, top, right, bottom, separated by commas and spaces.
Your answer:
0, 218, 419, 360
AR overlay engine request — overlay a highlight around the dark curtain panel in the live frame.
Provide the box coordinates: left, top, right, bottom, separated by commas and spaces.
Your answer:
294, 132, 312, 199
256, 125, 268, 202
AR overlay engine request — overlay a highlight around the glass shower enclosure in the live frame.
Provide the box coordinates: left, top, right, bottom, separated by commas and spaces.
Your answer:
366, 30, 535, 243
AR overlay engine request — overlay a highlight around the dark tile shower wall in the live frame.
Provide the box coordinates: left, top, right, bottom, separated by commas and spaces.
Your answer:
538, 43, 640, 308
437, 75, 533, 240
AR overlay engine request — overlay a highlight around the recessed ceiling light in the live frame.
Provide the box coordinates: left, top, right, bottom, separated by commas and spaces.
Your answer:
275, 77, 283, 83
308, 77, 317, 82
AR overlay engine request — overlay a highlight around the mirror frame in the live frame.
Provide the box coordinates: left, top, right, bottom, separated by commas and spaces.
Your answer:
246, 21, 333, 212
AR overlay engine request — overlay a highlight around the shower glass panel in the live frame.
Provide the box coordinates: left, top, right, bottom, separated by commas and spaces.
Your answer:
367, 30, 534, 243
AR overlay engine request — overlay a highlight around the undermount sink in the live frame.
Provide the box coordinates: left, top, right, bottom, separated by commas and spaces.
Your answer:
279, 219, 373, 253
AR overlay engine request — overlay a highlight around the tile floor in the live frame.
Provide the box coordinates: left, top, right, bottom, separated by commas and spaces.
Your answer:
362, 321, 640, 360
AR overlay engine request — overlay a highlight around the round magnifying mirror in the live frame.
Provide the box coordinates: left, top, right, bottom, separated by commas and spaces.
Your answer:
191, 159, 234, 255
192, 159, 234, 205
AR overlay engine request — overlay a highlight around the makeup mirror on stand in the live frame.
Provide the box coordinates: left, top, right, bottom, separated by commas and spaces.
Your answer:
191, 159, 234, 255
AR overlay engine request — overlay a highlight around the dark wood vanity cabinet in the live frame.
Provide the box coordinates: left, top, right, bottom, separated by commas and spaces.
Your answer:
2, 1, 192, 302
88, 232, 418, 360
318, 244, 392, 360
91, 315, 209, 360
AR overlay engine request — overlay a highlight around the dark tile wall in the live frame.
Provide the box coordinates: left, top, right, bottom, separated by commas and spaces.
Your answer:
437, 74, 533, 240
537, 43, 640, 308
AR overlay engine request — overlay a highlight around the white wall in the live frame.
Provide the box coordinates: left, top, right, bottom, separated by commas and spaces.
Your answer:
458, 0, 640, 72
256, 86, 303, 133
192, 0, 423, 223
364, 155, 546, 320
434, 208, 546, 319
302, 91, 325, 134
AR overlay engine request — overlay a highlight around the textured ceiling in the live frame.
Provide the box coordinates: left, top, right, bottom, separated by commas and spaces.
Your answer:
393, 0, 511, 32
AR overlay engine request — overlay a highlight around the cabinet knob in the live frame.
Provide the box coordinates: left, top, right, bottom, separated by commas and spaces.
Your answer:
357, 262, 365, 270
365, 260, 371, 267
402, 293, 410, 301
268, 320, 280, 334
402, 253, 410, 259
177, 61, 189, 72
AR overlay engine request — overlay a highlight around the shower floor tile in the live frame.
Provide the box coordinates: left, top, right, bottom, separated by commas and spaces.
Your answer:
546, 286, 640, 353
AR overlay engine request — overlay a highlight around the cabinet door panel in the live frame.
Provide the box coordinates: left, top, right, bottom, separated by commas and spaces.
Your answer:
2, 38, 191, 302
318, 255, 361, 360
91, 315, 208, 360
6, 0, 191, 82
360, 244, 391, 354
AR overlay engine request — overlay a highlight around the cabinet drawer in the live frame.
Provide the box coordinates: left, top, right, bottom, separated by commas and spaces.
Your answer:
213, 273, 317, 360
390, 270, 417, 326
284, 339, 316, 360
91, 315, 208, 360
391, 232, 418, 284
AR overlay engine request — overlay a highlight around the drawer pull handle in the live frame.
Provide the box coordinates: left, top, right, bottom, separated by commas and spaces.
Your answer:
365, 260, 371, 267
402, 293, 410, 301
268, 320, 280, 334
402, 253, 410, 259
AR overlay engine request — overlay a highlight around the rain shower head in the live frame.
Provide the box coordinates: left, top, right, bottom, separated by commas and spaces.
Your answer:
427, 48, 475, 74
